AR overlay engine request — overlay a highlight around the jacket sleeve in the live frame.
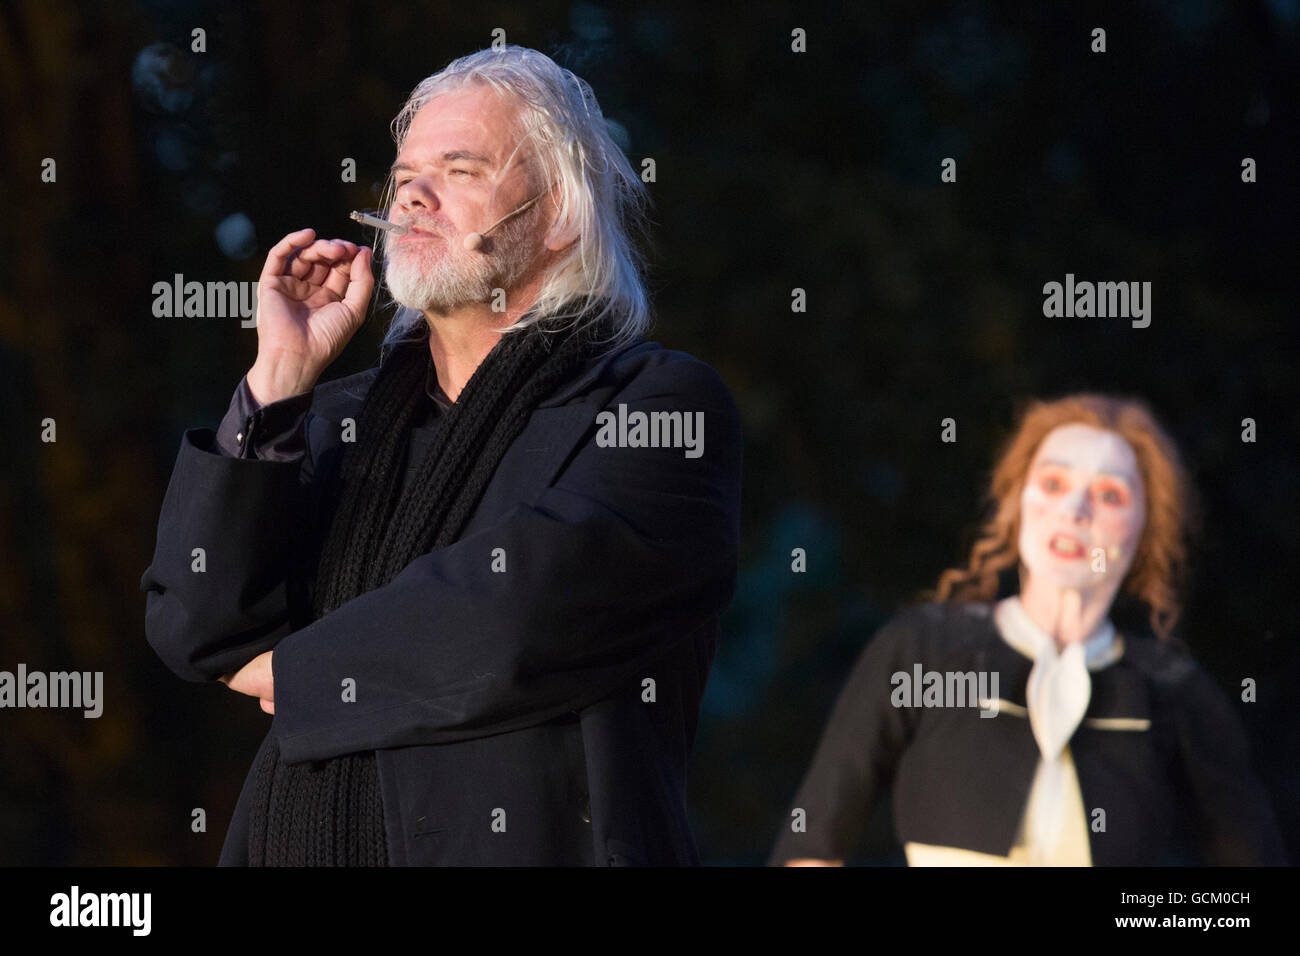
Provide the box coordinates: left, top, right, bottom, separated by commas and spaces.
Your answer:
141, 424, 313, 681
267, 356, 743, 764
140, 387, 316, 682
215, 375, 313, 461
767, 610, 924, 864
1163, 653, 1289, 865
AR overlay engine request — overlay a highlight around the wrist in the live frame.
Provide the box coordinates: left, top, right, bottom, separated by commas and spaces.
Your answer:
247, 358, 316, 405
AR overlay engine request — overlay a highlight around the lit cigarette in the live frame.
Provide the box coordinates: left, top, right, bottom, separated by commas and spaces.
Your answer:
349, 210, 409, 235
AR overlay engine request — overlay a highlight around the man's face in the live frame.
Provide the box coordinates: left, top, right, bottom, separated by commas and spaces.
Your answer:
385, 85, 544, 313
1017, 424, 1147, 593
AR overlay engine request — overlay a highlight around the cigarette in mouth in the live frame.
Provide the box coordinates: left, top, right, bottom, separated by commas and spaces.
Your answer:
349, 210, 409, 235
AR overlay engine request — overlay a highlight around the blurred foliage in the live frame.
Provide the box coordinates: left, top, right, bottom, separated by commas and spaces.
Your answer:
0, 0, 1296, 865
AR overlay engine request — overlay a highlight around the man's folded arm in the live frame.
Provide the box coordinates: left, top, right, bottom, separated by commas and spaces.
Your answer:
140, 376, 314, 682
270, 359, 743, 763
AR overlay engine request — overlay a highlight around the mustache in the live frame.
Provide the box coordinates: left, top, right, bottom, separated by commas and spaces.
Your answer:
393, 215, 457, 236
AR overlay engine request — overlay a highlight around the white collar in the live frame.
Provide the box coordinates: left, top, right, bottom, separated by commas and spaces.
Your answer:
994, 596, 1123, 672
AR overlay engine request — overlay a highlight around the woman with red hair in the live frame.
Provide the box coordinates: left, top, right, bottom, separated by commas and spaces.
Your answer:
770, 393, 1285, 866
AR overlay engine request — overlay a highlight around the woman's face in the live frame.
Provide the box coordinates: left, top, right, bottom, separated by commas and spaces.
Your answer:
1018, 424, 1147, 594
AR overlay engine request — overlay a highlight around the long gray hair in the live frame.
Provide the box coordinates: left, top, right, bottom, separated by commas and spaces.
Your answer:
374, 45, 652, 357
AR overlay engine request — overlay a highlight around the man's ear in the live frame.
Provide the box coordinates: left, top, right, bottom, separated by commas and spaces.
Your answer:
544, 215, 580, 252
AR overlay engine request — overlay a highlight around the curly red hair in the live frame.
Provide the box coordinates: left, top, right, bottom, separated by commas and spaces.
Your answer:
932, 394, 1197, 640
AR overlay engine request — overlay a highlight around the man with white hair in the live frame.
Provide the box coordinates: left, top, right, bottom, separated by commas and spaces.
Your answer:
141, 46, 742, 866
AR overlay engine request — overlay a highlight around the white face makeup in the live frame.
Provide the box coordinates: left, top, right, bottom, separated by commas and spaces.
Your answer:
1017, 424, 1147, 594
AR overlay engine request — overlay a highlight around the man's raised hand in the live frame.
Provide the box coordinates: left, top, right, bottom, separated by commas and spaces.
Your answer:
247, 229, 375, 405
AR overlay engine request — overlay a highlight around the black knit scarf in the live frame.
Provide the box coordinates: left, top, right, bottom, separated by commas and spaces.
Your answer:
247, 303, 612, 866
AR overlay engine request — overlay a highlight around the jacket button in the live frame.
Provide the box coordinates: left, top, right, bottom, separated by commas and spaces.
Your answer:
579, 799, 591, 824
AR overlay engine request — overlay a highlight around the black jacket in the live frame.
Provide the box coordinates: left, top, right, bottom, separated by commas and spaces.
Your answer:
770, 600, 1287, 866
141, 337, 743, 865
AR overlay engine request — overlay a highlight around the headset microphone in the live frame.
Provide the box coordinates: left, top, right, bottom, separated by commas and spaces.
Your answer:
463, 193, 544, 251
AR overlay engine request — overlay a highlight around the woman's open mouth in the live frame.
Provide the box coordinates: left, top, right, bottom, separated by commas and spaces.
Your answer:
1048, 533, 1085, 559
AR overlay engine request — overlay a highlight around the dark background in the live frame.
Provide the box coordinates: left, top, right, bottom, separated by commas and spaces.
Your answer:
1, 0, 1296, 865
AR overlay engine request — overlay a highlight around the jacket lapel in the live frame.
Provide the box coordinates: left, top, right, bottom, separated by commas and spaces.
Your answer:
462, 339, 651, 530
460, 403, 600, 535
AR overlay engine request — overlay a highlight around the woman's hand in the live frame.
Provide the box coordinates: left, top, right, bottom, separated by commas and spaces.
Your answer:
783, 858, 843, 866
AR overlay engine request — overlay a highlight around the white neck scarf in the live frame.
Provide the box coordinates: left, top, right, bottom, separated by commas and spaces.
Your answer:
994, 596, 1122, 863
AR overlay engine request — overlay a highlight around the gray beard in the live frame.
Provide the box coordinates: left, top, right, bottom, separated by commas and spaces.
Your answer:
384, 208, 541, 313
